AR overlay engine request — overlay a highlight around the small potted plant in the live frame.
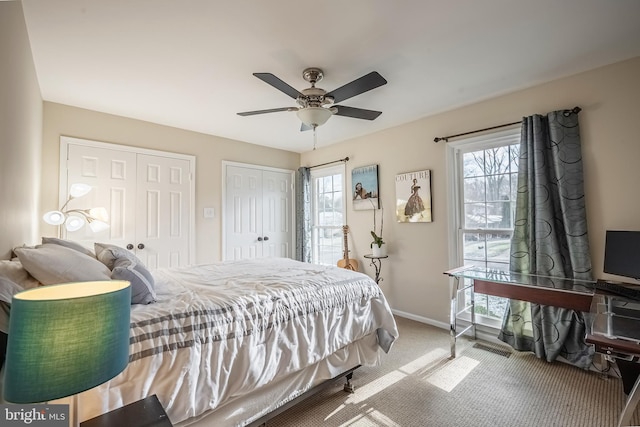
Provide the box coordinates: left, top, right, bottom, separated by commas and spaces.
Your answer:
370, 230, 386, 257
370, 200, 386, 257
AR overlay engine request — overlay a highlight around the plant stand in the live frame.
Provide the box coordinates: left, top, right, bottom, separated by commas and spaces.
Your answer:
364, 254, 388, 284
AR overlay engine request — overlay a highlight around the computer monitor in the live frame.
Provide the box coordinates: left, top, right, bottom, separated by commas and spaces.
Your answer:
603, 230, 640, 281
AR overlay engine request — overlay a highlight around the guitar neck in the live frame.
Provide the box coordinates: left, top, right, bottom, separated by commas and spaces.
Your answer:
343, 235, 349, 259
342, 226, 350, 260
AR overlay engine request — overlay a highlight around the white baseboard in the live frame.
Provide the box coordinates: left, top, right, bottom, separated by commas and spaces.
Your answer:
391, 308, 507, 348
391, 309, 449, 330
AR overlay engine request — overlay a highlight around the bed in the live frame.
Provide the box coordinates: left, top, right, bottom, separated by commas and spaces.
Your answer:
1, 241, 398, 427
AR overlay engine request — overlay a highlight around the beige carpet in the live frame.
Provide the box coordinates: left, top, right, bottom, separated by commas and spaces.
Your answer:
266, 316, 640, 427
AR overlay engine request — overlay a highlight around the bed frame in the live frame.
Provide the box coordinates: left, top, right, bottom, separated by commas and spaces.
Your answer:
246, 365, 360, 427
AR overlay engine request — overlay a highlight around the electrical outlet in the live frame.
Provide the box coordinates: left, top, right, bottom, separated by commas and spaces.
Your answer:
203, 207, 214, 218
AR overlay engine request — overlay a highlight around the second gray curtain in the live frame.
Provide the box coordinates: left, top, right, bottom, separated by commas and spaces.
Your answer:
295, 167, 312, 263
498, 109, 594, 369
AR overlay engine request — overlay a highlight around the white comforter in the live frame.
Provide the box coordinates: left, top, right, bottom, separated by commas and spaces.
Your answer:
81, 257, 398, 425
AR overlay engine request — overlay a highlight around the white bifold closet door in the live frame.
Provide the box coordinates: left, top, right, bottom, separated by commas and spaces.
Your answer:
224, 163, 294, 260
63, 138, 194, 269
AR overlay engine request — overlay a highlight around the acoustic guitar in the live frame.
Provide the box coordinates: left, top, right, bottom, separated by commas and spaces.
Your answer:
337, 225, 359, 271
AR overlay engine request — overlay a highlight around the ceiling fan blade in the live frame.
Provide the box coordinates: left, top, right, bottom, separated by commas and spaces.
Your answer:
253, 73, 302, 99
300, 123, 313, 132
333, 105, 382, 120
237, 107, 296, 116
326, 71, 387, 104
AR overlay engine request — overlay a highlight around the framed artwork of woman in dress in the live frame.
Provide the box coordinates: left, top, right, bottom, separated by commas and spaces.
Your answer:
395, 169, 432, 222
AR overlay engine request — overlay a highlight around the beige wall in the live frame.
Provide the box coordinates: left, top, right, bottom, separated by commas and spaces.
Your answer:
301, 56, 640, 326
4, 0, 640, 324
41, 102, 300, 264
0, 1, 43, 259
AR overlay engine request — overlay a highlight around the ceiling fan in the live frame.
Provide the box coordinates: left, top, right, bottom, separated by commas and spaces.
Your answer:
237, 67, 387, 131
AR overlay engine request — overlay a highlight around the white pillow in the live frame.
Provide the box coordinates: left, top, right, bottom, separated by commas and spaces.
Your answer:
0, 276, 24, 334
0, 259, 41, 290
14, 244, 111, 285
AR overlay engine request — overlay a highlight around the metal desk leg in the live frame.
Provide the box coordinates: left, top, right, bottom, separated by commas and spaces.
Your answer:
470, 283, 476, 340
618, 373, 640, 427
449, 276, 476, 359
450, 276, 458, 358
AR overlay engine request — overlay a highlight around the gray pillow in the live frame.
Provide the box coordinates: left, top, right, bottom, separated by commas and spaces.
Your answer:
94, 242, 144, 269
111, 257, 156, 305
94, 243, 155, 305
14, 244, 111, 285
42, 237, 95, 258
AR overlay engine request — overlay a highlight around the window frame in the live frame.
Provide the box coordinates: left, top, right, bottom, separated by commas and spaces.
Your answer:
310, 164, 347, 266
446, 128, 521, 328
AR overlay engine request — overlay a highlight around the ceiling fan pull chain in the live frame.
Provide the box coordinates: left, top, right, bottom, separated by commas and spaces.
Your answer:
313, 125, 317, 150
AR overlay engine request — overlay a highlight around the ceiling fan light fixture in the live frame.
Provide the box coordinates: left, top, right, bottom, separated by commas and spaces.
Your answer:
297, 107, 333, 127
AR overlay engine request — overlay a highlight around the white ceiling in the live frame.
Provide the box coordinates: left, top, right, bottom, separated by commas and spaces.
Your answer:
21, 0, 640, 153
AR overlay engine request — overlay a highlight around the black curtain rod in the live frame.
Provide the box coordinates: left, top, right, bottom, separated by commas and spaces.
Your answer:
309, 156, 349, 169
433, 106, 582, 143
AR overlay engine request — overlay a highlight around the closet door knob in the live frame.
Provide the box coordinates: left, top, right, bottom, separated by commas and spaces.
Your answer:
126, 244, 134, 250
257, 237, 263, 241
263, 236, 269, 241
138, 243, 145, 249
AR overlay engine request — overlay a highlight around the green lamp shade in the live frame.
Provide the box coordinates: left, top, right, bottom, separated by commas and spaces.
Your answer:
4, 280, 131, 403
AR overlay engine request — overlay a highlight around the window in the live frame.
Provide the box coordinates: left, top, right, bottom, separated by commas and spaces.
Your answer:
310, 165, 346, 266
448, 129, 520, 327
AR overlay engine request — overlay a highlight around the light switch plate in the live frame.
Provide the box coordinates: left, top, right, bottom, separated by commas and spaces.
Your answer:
203, 207, 214, 218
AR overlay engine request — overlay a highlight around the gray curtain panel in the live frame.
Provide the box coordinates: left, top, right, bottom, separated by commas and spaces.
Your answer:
295, 167, 312, 263
498, 109, 594, 369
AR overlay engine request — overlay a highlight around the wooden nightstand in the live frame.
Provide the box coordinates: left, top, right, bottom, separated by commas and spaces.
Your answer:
81, 394, 173, 427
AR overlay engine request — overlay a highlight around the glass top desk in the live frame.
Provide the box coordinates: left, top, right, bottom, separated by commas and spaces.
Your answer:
444, 266, 596, 358
446, 266, 640, 427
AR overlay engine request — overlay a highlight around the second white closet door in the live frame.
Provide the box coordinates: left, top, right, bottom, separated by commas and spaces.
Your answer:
136, 153, 191, 268
224, 164, 292, 260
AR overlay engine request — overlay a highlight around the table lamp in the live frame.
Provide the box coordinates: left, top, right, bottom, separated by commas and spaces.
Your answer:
3, 280, 131, 427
